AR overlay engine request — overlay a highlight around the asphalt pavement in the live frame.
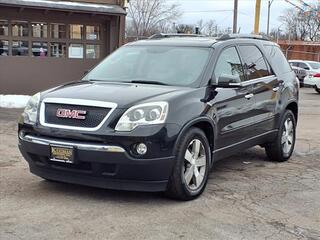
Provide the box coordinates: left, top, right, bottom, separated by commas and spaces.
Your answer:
0, 88, 319, 240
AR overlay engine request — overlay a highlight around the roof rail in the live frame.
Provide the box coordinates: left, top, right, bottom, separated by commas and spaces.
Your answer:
148, 33, 207, 39
217, 34, 270, 41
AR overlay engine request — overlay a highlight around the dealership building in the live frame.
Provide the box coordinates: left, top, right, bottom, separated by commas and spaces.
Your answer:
0, 0, 126, 95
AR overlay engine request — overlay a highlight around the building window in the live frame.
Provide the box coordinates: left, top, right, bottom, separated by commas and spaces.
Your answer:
32, 22, 48, 38
69, 43, 83, 59
50, 42, 66, 58
12, 41, 29, 56
86, 44, 100, 59
12, 21, 29, 37
51, 23, 66, 39
86, 26, 100, 40
70, 24, 83, 40
32, 42, 48, 57
0, 21, 103, 59
0, 20, 9, 36
0, 40, 9, 56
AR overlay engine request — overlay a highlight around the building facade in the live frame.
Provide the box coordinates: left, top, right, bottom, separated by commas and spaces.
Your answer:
0, 0, 126, 95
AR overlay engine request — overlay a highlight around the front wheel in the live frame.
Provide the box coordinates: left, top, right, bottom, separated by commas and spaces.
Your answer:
166, 128, 211, 200
315, 85, 320, 94
265, 110, 296, 162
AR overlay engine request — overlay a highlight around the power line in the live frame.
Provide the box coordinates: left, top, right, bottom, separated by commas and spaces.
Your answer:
182, 10, 234, 13
182, 10, 252, 16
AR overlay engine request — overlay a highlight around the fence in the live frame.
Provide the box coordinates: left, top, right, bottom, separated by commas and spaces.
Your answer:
278, 41, 320, 62
285, 50, 320, 62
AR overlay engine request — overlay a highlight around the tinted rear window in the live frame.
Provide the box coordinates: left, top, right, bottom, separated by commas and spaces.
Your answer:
264, 45, 292, 75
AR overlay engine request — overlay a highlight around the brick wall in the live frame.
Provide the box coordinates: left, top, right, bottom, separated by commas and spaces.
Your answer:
278, 40, 320, 62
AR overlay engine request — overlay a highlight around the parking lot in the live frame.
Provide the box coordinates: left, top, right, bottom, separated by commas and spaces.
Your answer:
0, 88, 319, 240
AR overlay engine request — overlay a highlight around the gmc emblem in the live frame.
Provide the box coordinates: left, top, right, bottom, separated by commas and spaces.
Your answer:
56, 109, 87, 120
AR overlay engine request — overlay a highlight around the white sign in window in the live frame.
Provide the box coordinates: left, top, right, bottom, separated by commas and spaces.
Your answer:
68, 44, 83, 59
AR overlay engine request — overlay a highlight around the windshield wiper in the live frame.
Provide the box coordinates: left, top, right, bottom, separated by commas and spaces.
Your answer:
130, 80, 169, 86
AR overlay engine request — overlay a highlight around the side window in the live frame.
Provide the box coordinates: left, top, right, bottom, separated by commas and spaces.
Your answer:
298, 62, 309, 70
264, 45, 292, 75
238, 45, 271, 80
214, 47, 245, 83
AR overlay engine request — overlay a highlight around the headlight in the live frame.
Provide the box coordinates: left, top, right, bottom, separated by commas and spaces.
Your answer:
22, 92, 40, 125
115, 102, 168, 131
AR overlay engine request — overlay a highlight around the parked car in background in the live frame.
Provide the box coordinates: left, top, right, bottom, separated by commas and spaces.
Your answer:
290, 65, 307, 87
289, 60, 320, 93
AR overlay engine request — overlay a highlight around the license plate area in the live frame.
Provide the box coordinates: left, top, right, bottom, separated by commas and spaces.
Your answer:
50, 145, 74, 164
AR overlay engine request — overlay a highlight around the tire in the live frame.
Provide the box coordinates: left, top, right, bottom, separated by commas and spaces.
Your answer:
166, 127, 211, 200
315, 86, 320, 94
299, 80, 304, 88
265, 110, 296, 162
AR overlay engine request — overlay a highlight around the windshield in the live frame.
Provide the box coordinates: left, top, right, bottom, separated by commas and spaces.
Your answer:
307, 61, 320, 70
83, 46, 211, 86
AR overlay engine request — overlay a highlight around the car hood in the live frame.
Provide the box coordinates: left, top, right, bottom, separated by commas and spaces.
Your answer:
42, 81, 190, 108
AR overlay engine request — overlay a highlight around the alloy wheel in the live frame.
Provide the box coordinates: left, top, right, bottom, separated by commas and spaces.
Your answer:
281, 118, 294, 155
183, 139, 207, 191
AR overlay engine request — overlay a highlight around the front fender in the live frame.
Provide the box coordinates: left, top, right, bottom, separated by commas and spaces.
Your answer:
173, 116, 216, 164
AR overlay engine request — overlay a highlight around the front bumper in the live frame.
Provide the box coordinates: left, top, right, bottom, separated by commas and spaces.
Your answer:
19, 133, 176, 192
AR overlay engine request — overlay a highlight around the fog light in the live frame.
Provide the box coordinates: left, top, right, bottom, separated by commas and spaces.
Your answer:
136, 143, 147, 155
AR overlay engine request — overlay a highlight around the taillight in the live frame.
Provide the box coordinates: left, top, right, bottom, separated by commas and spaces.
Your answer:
313, 73, 320, 78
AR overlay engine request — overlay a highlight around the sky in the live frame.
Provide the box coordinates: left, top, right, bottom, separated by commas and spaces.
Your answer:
168, 0, 319, 33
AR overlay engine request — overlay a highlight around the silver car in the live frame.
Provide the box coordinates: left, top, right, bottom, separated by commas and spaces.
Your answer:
289, 60, 320, 92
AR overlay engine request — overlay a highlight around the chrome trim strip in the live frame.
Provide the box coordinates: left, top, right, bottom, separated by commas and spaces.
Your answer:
20, 134, 125, 153
39, 98, 117, 131
241, 75, 277, 86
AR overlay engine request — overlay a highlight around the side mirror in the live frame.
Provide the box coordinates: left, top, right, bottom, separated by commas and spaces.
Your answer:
215, 74, 242, 88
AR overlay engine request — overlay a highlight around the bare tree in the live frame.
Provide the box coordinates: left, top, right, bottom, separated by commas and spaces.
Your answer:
280, 6, 320, 41
176, 24, 194, 34
127, 0, 181, 38
204, 19, 217, 36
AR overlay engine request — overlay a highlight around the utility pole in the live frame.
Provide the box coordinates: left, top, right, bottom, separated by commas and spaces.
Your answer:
254, 0, 261, 34
233, 0, 238, 33
267, 0, 274, 36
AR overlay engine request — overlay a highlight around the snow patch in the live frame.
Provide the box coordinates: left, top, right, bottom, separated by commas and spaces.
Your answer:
0, 95, 30, 108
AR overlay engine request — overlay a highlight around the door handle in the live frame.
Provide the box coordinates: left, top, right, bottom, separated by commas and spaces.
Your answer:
245, 93, 254, 99
273, 86, 279, 92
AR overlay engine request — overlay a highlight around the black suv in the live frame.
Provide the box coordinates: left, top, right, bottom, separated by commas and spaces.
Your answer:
18, 34, 299, 200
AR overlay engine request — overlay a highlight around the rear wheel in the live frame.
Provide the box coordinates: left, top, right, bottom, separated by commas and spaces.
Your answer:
166, 128, 211, 200
315, 85, 320, 94
265, 110, 296, 162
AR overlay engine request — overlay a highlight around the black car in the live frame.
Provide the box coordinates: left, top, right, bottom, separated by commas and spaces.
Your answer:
18, 34, 299, 200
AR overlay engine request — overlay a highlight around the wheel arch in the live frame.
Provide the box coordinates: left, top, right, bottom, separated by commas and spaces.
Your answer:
286, 101, 298, 123
174, 117, 215, 162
